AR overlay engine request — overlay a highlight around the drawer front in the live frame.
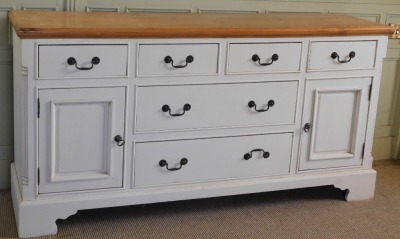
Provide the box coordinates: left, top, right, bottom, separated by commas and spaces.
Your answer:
137, 44, 219, 76
135, 133, 293, 187
227, 43, 302, 74
38, 44, 128, 79
308, 41, 377, 71
135, 81, 298, 132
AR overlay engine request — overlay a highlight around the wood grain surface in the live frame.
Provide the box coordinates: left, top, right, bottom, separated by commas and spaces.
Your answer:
9, 10, 394, 38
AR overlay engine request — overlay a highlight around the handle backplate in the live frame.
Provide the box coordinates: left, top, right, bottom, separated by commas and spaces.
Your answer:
67, 57, 100, 70
164, 55, 194, 68
331, 51, 355, 63
159, 158, 188, 171
252, 54, 279, 66
244, 149, 270, 160
248, 100, 275, 112
162, 104, 191, 117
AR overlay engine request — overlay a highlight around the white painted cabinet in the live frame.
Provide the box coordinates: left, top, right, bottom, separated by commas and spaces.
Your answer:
38, 87, 126, 193
9, 11, 392, 238
10, 36, 388, 238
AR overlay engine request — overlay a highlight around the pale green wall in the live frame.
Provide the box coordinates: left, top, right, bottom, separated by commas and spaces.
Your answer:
1, 0, 399, 188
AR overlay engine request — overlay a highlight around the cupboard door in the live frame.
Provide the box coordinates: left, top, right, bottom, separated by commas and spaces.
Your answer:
299, 78, 371, 170
38, 87, 126, 194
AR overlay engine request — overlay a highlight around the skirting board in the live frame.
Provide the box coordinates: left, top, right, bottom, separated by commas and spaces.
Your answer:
0, 145, 14, 189
0, 159, 12, 189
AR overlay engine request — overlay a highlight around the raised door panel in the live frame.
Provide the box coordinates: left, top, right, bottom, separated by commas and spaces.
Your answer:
38, 87, 126, 194
299, 77, 371, 170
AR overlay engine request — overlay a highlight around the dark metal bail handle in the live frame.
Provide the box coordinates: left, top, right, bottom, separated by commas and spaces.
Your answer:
252, 54, 279, 66
67, 57, 100, 70
248, 100, 275, 112
164, 55, 194, 68
114, 135, 125, 146
331, 51, 356, 63
159, 158, 188, 171
162, 104, 191, 117
244, 149, 270, 160
303, 123, 312, 133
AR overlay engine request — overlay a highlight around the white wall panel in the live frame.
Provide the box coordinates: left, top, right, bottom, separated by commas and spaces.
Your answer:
0, 64, 13, 146
19, 0, 63, 11
0, 6, 14, 45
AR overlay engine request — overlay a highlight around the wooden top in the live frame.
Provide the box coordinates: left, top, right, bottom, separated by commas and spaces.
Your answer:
9, 10, 395, 39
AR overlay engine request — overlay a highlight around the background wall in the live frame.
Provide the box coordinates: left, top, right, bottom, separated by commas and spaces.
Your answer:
1, 0, 400, 188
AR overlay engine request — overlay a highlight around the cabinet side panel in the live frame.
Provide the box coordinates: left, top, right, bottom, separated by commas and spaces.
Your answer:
12, 29, 25, 189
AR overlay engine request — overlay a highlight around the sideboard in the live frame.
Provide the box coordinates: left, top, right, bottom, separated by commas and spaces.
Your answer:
8, 10, 394, 237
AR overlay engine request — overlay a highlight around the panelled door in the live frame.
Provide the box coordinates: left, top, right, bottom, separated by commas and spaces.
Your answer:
299, 77, 371, 170
38, 87, 126, 194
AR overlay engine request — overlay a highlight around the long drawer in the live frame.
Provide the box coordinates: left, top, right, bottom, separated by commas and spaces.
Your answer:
38, 44, 128, 79
135, 81, 298, 132
134, 133, 293, 187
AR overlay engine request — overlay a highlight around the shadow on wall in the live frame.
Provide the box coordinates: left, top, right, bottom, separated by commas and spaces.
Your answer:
0, 159, 12, 189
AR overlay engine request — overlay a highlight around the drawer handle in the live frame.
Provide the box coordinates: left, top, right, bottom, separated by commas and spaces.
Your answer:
252, 54, 279, 66
248, 100, 275, 112
164, 55, 194, 68
331, 51, 356, 63
159, 158, 188, 171
244, 149, 270, 160
67, 57, 100, 70
162, 104, 191, 116
303, 123, 312, 133
114, 135, 125, 146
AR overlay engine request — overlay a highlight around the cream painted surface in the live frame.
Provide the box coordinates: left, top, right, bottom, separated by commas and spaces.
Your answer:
376, 59, 398, 126
0, 0, 399, 190
373, 137, 393, 160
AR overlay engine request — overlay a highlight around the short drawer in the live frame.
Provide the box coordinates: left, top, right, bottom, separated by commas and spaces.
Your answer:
135, 81, 298, 132
137, 43, 219, 76
227, 42, 302, 74
38, 44, 128, 79
134, 133, 293, 187
308, 41, 377, 71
